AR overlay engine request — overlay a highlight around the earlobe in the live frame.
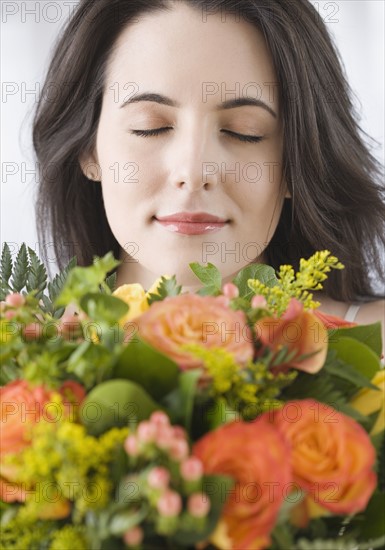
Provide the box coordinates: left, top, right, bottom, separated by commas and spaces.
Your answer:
79, 152, 101, 181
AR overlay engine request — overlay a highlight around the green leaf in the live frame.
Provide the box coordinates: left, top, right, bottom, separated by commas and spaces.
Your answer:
281, 371, 372, 428
10, 243, 28, 292
43, 256, 77, 316
205, 397, 240, 430
179, 369, 203, 433
99, 537, 126, 550
80, 379, 159, 436
270, 522, 296, 549
295, 538, 385, 550
171, 474, 235, 545
188, 262, 222, 295
67, 340, 116, 388
374, 431, 385, 491
0, 242, 13, 298
105, 271, 117, 293
25, 247, 48, 299
114, 337, 179, 401
0, 362, 21, 385
109, 505, 148, 536
233, 263, 278, 300
80, 293, 129, 324
54, 253, 121, 307
300, 500, 385, 548
146, 275, 182, 304
328, 337, 381, 380
330, 323, 383, 358
323, 354, 379, 391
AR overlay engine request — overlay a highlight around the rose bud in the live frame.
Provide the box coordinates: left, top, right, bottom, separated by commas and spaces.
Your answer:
5, 293, 26, 308
123, 526, 144, 546
156, 490, 182, 517
187, 493, 211, 518
222, 283, 239, 299
148, 466, 170, 490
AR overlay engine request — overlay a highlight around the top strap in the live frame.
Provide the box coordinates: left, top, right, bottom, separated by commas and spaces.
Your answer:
344, 303, 361, 323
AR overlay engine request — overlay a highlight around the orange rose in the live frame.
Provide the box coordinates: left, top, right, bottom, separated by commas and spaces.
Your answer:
0, 379, 85, 516
267, 399, 377, 521
133, 294, 254, 370
193, 417, 292, 549
255, 298, 328, 374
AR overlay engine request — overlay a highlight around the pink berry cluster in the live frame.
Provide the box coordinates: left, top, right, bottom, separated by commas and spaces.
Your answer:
1, 291, 87, 342
122, 411, 211, 547
1, 292, 42, 341
222, 283, 268, 310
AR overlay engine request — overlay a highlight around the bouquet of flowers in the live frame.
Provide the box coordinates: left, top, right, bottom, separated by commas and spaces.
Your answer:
0, 243, 384, 550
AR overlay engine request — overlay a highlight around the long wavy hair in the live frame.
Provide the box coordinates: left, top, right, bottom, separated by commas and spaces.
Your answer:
33, 0, 385, 301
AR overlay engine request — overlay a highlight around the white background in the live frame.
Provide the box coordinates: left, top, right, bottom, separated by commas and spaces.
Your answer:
1, 0, 384, 277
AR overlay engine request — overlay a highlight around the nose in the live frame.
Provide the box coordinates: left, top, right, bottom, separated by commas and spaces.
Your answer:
167, 120, 220, 192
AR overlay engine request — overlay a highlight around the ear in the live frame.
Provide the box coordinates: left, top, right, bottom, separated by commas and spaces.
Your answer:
79, 151, 101, 181
284, 188, 292, 199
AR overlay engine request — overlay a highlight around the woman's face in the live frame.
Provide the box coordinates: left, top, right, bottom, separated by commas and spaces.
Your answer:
81, 2, 288, 290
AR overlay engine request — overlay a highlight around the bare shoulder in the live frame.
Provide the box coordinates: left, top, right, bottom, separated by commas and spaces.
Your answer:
355, 299, 385, 326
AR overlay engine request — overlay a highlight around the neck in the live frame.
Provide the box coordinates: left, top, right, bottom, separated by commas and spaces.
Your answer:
114, 250, 268, 293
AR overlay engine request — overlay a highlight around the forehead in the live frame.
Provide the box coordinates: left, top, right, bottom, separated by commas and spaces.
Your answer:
104, 3, 278, 108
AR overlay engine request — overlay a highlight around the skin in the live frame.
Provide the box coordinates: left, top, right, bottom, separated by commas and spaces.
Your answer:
81, 2, 288, 291
80, 1, 384, 341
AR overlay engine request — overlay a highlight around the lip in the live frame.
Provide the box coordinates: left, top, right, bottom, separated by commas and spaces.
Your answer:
154, 212, 229, 235
156, 211, 228, 223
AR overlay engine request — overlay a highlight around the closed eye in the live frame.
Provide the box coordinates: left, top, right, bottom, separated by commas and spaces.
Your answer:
130, 127, 264, 143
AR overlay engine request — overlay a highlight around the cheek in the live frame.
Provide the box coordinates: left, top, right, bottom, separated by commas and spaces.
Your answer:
230, 137, 283, 201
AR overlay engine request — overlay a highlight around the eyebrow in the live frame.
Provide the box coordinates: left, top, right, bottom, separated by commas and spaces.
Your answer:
120, 92, 277, 118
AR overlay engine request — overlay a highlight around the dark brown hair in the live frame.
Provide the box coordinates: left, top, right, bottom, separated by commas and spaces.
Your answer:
33, 0, 385, 300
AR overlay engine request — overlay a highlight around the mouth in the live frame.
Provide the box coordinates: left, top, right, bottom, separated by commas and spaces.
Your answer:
153, 212, 231, 235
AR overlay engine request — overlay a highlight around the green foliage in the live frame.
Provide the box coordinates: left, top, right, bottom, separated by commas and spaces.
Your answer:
0, 516, 58, 550
146, 275, 182, 304
0, 242, 13, 296
188, 262, 222, 295
350, 490, 385, 539
54, 253, 121, 308
0, 241, 78, 317
328, 337, 382, 381
108, 505, 149, 537
105, 271, 118, 293
247, 250, 344, 314
323, 349, 379, 392
179, 344, 296, 423
9, 243, 29, 292
66, 339, 117, 388
171, 474, 235, 546
280, 368, 372, 428
376, 432, 385, 492
330, 323, 383, 358
0, 243, 48, 299
294, 535, 385, 550
42, 256, 78, 317
80, 293, 129, 325
80, 379, 159, 436
114, 337, 179, 401
233, 263, 278, 300
178, 368, 203, 432
1, 243, 383, 549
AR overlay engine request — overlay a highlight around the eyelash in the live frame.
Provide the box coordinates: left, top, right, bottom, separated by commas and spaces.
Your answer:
130, 127, 264, 143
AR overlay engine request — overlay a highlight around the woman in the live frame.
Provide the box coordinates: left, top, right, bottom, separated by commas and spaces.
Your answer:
32, 0, 385, 337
